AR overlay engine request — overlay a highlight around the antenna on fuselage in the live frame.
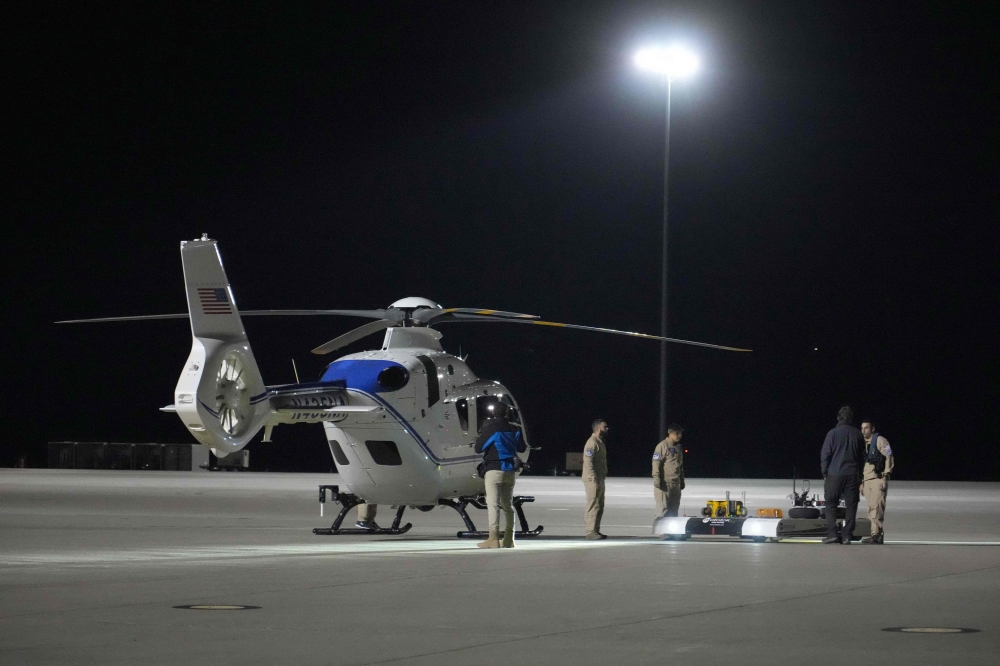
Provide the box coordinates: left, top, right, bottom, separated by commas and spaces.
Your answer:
292, 358, 300, 383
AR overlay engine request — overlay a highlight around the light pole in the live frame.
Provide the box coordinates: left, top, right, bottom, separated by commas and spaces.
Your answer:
635, 45, 699, 439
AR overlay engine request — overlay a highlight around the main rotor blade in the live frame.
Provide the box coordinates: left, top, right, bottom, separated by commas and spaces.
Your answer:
311, 319, 392, 355
434, 313, 751, 352
56, 309, 389, 324
412, 307, 539, 325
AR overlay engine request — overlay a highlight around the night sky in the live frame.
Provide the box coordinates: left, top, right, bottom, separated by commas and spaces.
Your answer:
7, 2, 998, 480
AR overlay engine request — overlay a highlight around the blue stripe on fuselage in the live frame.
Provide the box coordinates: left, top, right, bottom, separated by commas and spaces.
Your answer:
320, 359, 407, 395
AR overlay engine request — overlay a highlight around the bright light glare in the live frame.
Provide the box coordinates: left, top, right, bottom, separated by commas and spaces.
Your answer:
634, 46, 699, 79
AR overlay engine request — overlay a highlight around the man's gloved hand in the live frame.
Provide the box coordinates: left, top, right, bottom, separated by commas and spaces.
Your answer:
876, 472, 882, 479
680, 479, 686, 490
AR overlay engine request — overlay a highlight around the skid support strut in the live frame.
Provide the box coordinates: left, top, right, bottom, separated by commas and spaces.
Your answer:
439, 495, 544, 539
312, 485, 412, 536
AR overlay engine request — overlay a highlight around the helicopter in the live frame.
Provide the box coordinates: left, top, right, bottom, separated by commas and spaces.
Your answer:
60, 236, 750, 538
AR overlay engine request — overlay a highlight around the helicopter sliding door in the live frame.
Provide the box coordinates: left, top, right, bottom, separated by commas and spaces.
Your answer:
322, 424, 378, 487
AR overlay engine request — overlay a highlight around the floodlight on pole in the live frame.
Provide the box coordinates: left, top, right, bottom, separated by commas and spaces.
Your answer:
634, 46, 699, 80
635, 44, 699, 440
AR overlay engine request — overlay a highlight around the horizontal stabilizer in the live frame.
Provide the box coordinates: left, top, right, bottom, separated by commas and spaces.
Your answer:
159, 405, 177, 412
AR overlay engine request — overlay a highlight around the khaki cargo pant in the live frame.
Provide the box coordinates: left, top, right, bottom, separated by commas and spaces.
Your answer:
654, 482, 682, 517
862, 477, 888, 536
584, 477, 606, 535
484, 469, 516, 534
358, 503, 377, 522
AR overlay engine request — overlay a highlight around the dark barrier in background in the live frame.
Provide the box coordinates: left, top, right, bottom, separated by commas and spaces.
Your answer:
48, 442, 195, 471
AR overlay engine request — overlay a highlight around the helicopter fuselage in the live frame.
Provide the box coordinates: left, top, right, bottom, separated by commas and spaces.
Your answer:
303, 327, 529, 505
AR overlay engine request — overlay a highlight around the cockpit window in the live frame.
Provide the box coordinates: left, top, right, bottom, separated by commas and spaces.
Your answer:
455, 398, 469, 432
499, 394, 521, 425
475, 396, 501, 433
475, 395, 521, 433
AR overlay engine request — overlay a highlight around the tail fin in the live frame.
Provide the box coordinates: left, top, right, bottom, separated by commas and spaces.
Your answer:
173, 237, 268, 453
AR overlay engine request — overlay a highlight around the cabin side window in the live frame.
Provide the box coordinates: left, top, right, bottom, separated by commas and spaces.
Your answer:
328, 440, 350, 466
365, 440, 402, 466
455, 398, 469, 432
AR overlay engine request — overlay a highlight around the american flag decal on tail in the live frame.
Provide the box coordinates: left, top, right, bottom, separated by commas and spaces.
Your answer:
198, 288, 233, 314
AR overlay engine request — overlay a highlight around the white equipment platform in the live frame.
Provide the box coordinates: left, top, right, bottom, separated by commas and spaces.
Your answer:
653, 515, 872, 542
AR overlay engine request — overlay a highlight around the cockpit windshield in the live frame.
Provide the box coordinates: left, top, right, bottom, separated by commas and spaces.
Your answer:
476, 394, 521, 433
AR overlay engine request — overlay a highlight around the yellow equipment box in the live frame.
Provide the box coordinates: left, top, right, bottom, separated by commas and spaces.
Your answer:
701, 499, 748, 518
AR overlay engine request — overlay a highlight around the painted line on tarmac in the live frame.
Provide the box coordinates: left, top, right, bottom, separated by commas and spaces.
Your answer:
0, 539, 646, 568
775, 539, 1000, 546
885, 540, 1000, 546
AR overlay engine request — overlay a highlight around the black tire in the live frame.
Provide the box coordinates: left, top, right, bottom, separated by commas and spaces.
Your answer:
788, 507, 821, 519
701, 507, 712, 516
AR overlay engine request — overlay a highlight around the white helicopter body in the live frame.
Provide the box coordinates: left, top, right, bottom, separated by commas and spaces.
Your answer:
169, 240, 528, 507
62, 236, 748, 532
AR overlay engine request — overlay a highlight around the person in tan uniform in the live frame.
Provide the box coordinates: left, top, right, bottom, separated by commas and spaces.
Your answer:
652, 424, 685, 517
859, 420, 894, 544
356, 503, 378, 529
583, 419, 609, 539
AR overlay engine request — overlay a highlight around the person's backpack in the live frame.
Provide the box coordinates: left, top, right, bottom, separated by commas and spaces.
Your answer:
865, 434, 886, 475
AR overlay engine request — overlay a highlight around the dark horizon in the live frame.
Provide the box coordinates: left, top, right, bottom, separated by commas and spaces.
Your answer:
7, 2, 998, 480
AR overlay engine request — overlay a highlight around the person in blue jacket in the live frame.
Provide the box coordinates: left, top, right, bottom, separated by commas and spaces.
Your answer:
474, 401, 526, 549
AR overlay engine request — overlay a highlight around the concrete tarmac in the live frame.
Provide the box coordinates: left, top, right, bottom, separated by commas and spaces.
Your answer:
2, 470, 999, 665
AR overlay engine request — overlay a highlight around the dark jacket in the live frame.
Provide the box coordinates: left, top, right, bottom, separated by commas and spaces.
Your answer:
820, 423, 865, 477
474, 418, 526, 474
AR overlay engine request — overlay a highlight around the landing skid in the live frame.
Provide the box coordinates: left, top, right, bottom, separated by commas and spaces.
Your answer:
312, 485, 412, 536
439, 495, 544, 539
311, 485, 544, 538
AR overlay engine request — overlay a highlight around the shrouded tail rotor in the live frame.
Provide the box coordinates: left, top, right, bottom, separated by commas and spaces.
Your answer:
215, 353, 250, 436
173, 237, 269, 453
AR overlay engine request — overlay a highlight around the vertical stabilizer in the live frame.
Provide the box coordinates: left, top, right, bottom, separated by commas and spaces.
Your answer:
173, 237, 269, 453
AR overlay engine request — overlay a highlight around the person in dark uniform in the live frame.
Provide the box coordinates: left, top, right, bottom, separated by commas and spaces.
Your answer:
820, 405, 866, 544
